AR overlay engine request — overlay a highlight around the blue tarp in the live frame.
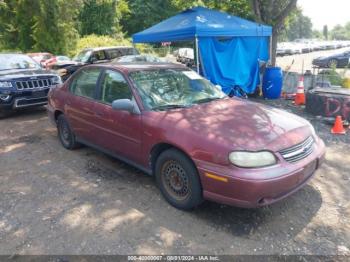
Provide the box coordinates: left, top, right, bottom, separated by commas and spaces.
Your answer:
132, 6, 272, 94
133, 7, 272, 42
199, 37, 269, 94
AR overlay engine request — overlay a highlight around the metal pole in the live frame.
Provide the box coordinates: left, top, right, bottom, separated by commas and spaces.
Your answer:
195, 36, 200, 73
269, 35, 272, 65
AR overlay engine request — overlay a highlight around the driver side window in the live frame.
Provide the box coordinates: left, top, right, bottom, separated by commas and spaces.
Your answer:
70, 68, 101, 99
100, 70, 132, 104
91, 50, 106, 61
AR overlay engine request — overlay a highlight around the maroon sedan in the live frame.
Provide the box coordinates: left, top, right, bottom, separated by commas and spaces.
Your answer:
47, 63, 326, 210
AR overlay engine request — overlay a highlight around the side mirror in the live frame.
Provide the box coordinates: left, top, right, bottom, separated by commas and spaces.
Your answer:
112, 99, 135, 113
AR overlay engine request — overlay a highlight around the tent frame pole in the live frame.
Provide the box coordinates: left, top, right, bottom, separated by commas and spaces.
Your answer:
195, 35, 200, 73
269, 35, 272, 65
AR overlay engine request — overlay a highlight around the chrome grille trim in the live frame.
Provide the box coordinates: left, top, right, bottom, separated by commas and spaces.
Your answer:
279, 136, 314, 163
16, 78, 52, 90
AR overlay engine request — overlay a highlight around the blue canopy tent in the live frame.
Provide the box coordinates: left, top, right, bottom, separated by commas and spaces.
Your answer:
133, 6, 272, 94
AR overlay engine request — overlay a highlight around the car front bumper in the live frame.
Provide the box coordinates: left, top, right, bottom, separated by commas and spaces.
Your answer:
196, 138, 326, 208
0, 89, 49, 111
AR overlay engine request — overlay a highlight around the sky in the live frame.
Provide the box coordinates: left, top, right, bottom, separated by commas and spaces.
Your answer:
298, 0, 350, 30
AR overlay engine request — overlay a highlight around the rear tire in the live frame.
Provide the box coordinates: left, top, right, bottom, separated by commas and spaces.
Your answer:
0, 110, 10, 119
57, 114, 79, 149
155, 148, 203, 210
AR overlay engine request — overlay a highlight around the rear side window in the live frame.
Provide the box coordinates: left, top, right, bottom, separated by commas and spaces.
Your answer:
100, 70, 132, 104
106, 48, 138, 59
92, 50, 106, 61
106, 49, 124, 59
70, 68, 101, 99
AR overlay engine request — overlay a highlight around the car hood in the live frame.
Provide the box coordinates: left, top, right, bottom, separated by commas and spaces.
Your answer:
0, 69, 57, 80
149, 98, 313, 152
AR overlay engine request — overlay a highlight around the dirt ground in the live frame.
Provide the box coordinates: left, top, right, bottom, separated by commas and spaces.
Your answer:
0, 101, 349, 256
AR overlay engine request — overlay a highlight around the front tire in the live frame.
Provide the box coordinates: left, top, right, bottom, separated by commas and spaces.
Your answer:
57, 114, 79, 149
0, 110, 10, 119
155, 149, 203, 210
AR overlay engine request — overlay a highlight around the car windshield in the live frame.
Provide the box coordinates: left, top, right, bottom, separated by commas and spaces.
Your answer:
73, 50, 92, 63
129, 69, 227, 111
0, 54, 40, 71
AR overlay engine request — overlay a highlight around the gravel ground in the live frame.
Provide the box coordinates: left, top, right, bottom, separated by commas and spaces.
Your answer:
0, 103, 349, 256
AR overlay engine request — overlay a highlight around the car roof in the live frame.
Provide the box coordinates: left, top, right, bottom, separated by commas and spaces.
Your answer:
83, 62, 188, 73
83, 46, 135, 52
27, 52, 52, 56
106, 62, 188, 72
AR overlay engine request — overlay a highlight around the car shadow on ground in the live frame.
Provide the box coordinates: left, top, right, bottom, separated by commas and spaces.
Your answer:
0, 106, 47, 120
66, 145, 324, 243
191, 184, 322, 238
0, 110, 327, 254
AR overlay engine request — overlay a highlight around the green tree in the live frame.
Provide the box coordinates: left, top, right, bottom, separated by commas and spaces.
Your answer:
312, 30, 323, 39
32, 0, 63, 53
16, 0, 40, 51
0, 0, 19, 50
285, 8, 312, 41
323, 25, 328, 40
78, 0, 119, 36
330, 24, 349, 40
172, 0, 253, 19
251, 0, 298, 66
121, 0, 177, 35
121, 0, 253, 36
57, 0, 82, 54
115, 0, 129, 35
32, 0, 81, 54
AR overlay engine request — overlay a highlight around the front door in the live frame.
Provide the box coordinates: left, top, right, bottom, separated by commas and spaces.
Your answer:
65, 67, 102, 144
93, 69, 143, 164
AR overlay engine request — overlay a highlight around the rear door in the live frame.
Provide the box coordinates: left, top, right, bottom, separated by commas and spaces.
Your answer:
65, 67, 102, 144
93, 69, 143, 164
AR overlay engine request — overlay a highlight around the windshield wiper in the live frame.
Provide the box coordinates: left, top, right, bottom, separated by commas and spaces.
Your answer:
193, 97, 223, 104
152, 104, 190, 111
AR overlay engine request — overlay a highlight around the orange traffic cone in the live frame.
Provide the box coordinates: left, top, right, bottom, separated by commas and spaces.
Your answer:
331, 116, 346, 135
294, 76, 305, 105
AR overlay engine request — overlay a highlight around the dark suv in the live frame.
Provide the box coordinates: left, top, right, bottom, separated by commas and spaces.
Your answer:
0, 53, 62, 118
60, 46, 139, 81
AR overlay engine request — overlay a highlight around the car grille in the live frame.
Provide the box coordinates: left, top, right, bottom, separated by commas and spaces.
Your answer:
15, 78, 53, 90
279, 136, 314, 163
14, 97, 47, 108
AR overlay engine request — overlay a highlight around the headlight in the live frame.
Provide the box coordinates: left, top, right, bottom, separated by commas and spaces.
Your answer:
229, 151, 277, 168
51, 76, 62, 85
0, 81, 12, 88
309, 124, 316, 136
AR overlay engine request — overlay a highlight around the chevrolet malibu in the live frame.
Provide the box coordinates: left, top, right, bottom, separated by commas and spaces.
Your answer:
47, 63, 326, 210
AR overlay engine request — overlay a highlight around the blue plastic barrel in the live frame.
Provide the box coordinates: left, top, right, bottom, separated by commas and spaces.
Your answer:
262, 67, 283, 99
